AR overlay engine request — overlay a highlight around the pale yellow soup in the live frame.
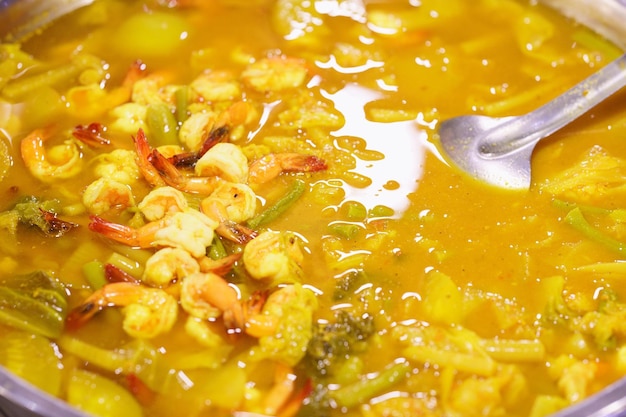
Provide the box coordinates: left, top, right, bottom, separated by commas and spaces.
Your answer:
1, 1, 626, 417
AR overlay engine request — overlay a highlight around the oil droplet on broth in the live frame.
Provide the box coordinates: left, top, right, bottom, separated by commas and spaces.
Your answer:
323, 84, 428, 217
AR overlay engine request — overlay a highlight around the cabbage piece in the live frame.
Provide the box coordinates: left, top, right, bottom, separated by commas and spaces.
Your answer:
0, 270, 68, 338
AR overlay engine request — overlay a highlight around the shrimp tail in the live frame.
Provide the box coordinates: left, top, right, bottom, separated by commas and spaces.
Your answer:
150, 149, 186, 187
89, 215, 138, 245
65, 299, 102, 331
72, 123, 110, 147
105, 263, 141, 284
216, 220, 258, 244
134, 128, 165, 187
281, 154, 328, 173
198, 252, 242, 275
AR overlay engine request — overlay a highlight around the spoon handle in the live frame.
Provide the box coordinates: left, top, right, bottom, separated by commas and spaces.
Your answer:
480, 52, 626, 155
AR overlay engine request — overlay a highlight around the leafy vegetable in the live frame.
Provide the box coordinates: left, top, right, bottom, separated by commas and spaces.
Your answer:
6, 196, 79, 237
0, 270, 67, 338
306, 310, 375, 377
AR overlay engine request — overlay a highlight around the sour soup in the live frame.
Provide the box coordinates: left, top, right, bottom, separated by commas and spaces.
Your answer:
1, 0, 626, 416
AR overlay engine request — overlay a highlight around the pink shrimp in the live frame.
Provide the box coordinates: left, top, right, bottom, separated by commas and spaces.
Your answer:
133, 128, 166, 187
248, 153, 328, 185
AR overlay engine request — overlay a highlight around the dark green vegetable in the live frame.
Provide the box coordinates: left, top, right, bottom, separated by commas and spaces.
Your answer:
306, 310, 375, 377
0, 270, 68, 338
10, 196, 78, 237
247, 179, 306, 228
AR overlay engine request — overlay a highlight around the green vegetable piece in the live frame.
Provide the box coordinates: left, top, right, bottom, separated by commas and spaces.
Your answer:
565, 207, 626, 255
0, 271, 67, 338
0, 328, 63, 396
328, 222, 361, 239
345, 201, 367, 221
11, 196, 77, 237
146, 103, 179, 147
369, 204, 395, 218
247, 179, 306, 228
67, 369, 143, 417
175, 86, 189, 123
82, 260, 107, 289
330, 361, 411, 408
0, 132, 12, 183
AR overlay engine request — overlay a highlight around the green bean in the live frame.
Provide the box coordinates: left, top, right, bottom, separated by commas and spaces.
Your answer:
146, 103, 179, 147
82, 260, 106, 290
247, 179, 306, 228
175, 86, 189, 123
330, 361, 411, 408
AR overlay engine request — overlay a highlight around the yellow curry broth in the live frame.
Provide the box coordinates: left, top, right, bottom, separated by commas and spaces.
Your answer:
1, 0, 626, 416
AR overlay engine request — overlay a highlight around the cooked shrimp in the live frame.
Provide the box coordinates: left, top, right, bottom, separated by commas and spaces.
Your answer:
189, 70, 241, 102
72, 123, 110, 148
247, 284, 318, 365
241, 56, 309, 92
143, 247, 200, 286
178, 111, 219, 152
243, 230, 304, 283
202, 181, 257, 223
198, 252, 242, 276
248, 153, 327, 185
109, 102, 148, 135
200, 196, 258, 244
137, 186, 188, 221
150, 148, 225, 194
180, 271, 242, 322
89, 209, 218, 258
92, 149, 141, 185
131, 74, 179, 106
133, 128, 166, 187
194, 142, 249, 183
82, 177, 136, 215
66, 282, 178, 339
178, 101, 252, 155
20, 127, 84, 182
65, 60, 147, 118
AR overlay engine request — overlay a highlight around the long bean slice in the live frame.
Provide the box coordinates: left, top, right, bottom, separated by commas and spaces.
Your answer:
247, 179, 306, 229
330, 361, 411, 408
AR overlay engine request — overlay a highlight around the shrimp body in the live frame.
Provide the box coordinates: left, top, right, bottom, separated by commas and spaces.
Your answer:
89, 209, 217, 257
143, 247, 200, 286
92, 149, 141, 185
82, 177, 136, 215
243, 230, 304, 283
20, 128, 84, 182
248, 284, 318, 365
137, 186, 188, 221
201, 181, 257, 224
194, 142, 249, 183
248, 153, 327, 185
66, 282, 178, 339
180, 271, 242, 322
241, 57, 309, 93
151, 148, 225, 194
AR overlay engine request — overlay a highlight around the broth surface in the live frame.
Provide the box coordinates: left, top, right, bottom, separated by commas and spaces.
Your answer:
1, 1, 626, 416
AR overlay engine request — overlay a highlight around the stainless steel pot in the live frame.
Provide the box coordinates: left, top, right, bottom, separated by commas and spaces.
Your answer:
1, 1, 626, 416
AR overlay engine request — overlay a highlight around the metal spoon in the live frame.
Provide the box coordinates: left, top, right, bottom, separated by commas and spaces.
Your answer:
437, 51, 626, 190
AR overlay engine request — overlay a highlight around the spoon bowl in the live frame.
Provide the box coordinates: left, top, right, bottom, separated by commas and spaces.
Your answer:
437, 52, 626, 190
